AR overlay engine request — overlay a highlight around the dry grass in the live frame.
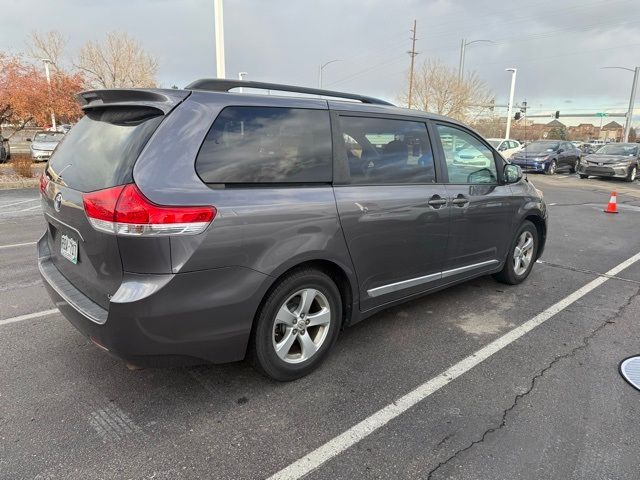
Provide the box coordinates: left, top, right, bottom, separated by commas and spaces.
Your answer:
11, 154, 33, 178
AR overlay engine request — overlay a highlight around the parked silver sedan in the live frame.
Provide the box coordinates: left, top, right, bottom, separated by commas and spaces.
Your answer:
577, 143, 639, 182
29, 131, 65, 162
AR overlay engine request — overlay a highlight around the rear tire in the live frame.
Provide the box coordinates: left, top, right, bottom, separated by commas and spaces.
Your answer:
249, 268, 342, 381
493, 221, 539, 285
579, 174, 588, 179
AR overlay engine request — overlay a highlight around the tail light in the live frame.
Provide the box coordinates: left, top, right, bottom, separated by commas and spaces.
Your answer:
82, 184, 215, 236
39, 172, 49, 194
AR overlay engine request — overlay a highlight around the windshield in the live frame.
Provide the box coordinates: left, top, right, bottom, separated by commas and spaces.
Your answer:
488, 140, 500, 148
525, 142, 559, 153
596, 144, 638, 156
34, 132, 65, 142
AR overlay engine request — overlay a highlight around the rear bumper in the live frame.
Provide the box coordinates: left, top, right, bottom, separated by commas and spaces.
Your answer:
37, 234, 271, 365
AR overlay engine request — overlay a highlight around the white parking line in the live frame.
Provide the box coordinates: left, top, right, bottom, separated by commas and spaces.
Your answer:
0, 205, 42, 215
0, 241, 37, 250
0, 198, 39, 208
268, 251, 640, 480
0, 309, 58, 327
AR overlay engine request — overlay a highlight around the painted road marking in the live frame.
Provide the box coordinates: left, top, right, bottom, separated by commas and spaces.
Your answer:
0, 309, 58, 327
268, 251, 640, 480
0, 241, 36, 250
0, 198, 39, 208
0, 205, 42, 215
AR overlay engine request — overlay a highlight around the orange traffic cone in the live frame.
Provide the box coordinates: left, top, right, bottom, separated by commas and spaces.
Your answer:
604, 191, 619, 214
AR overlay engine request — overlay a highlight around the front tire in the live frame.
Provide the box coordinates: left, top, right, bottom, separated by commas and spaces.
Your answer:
579, 174, 588, 179
493, 221, 539, 285
249, 268, 342, 381
545, 160, 557, 175
626, 165, 637, 183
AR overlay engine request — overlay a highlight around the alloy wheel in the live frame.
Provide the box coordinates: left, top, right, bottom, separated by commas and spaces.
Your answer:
272, 288, 331, 364
513, 231, 535, 276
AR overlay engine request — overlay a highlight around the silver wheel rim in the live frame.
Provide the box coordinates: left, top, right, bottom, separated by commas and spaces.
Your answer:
549, 161, 556, 174
513, 231, 535, 276
272, 288, 331, 364
631, 167, 637, 181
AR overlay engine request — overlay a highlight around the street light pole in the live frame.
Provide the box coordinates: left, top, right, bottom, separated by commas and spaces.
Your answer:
42, 59, 56, 131
318, 59, 341, 88
624, 67, 638, 142
602, 66, 639, 142
238, 72, 248, 93
214, 0, 226, 78
458, 39, 493, 81
505, 68, 517, 140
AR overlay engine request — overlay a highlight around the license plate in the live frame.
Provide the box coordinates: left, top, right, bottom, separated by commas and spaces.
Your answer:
60, 234, 78, 264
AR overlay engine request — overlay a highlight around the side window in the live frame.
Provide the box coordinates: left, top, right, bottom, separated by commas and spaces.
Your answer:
337, 116, 436, 184
436, 124, 497, 184
195, 106, 332, 183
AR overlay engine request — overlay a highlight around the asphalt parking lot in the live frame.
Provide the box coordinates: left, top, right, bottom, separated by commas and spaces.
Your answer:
2, 174, 640, 480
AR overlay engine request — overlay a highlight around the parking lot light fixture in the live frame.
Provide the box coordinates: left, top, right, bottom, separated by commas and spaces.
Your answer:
505, 68, 517, 140
458, 39, 493, 81
318, 59, 341, 88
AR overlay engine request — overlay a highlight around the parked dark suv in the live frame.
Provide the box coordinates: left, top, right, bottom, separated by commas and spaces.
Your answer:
38, 80, 547, 381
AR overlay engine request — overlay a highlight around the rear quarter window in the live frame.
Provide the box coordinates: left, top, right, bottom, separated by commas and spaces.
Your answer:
195, 106, 332, 184
48, 107, 163, 192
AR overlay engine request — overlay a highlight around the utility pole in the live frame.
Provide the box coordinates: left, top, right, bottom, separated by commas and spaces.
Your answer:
407, 19, 418, 109
214, 0, 226, 78
42, 59, 56, 131
624, 66, 638, 142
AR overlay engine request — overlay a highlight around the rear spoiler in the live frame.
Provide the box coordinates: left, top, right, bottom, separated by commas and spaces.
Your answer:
76, 89, 190, 114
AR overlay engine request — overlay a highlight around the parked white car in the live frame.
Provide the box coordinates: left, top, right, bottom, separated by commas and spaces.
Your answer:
487, 138, 522, 158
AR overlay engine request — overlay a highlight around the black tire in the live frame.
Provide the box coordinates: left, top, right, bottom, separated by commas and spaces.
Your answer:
0, 148, 6, 164
570, 158, 580, 173
493, 221, 539, 285
545, 160, 557, 175
626, 165, 637, 183
249, 268, 342, 381
579, 174, 588, 179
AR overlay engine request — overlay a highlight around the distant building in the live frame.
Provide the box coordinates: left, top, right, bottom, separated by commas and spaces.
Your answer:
599, 121, 624, 141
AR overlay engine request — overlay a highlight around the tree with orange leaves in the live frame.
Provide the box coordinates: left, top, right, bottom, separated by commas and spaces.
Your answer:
0, 53, 84, 134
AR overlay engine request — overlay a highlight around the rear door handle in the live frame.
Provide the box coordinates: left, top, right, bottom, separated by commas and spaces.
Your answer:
451, 195, 469, 207
427, 195, 447, 209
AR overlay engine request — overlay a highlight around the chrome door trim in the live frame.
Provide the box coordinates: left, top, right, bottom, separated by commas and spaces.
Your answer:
367, 272, 441, 298
367, 259, 499, 297
441, 259, 500, 279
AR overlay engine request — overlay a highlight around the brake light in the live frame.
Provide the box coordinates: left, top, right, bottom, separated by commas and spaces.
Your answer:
82, 184, 215, 236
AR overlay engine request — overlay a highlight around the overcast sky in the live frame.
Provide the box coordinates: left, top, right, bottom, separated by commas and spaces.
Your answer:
2, 0, 638, 125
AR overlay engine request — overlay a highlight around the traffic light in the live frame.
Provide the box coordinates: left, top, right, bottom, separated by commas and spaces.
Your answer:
514, 112, 521, 120
555, 111, 560, 119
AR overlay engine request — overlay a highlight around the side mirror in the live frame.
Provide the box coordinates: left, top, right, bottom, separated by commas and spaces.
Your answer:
504, 163, 523, 184
557, 148, 564, 153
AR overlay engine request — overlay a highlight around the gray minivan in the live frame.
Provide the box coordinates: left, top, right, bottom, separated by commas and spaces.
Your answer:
38, 80, 547, 381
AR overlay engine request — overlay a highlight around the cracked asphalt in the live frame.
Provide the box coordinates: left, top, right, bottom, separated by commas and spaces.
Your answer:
1, 173, 640, 480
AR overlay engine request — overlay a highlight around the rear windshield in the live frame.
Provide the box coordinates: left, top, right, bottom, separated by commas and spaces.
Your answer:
195, 106, 332, 184
48, 107, 163, 192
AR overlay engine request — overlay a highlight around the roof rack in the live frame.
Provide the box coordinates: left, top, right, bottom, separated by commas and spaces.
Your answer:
185, 79, 394, 106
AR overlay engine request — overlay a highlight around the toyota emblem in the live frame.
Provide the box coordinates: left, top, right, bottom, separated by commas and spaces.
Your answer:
54, 192, 62, 212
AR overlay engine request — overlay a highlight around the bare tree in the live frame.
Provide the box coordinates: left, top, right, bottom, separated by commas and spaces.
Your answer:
75, 32, 158, 89
398, 58, 493, 122
27, 30, 67, 70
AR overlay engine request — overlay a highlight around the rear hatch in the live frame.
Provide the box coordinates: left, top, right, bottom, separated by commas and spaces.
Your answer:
40, 89, 189, 309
